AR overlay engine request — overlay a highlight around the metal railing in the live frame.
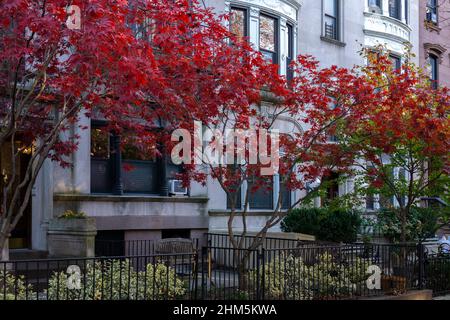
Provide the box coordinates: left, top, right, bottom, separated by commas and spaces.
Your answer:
1, 241, 449, 300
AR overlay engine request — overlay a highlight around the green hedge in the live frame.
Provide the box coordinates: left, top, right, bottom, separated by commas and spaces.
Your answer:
281, 208, 362, 243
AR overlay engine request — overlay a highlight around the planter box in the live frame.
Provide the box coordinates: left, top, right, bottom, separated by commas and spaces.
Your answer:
47, 218, 97, 258
381, 275, 407, 295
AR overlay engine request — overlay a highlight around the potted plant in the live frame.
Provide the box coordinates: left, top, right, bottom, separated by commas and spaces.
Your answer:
47, 210, 97, 258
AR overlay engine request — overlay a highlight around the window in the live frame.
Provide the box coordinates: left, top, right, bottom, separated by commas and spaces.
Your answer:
324, 0, 339, 40
248, 176, 274, 210
259, 14, 278, 64
286, 23, 294, 82
429, 54, 439, 89
90, 121, 179, 195
230, 7, 248, 40
368, 0, 382, 10
405, 0, 408, 24
91, 124, 113, 193
121, 142, 159, 194
426, 0, 438, 25
322, 172, 340, 205
279, 177, 291, 210
389, 0, 401, 20
390, 55, 402, 71
366, 194, 376, 210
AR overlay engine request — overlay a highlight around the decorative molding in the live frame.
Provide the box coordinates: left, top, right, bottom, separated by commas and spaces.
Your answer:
231, 0, 298, 21
364, 12, 411, 44
424, 43, 447, 64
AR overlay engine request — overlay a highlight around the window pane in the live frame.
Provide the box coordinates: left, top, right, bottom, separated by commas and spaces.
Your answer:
122, 160, 158, 193
429, 55, 438, 88
368, 0, 381, 7
248, 176, 274, 210
389, 0, 400, 19
390, 55, 401, 70
91, 128, 110, 159
230, 8, 246, 39
324, 16, 337, 39
324, 0, 337, 17
280, 180, 291, 210
259, 15, 276, 52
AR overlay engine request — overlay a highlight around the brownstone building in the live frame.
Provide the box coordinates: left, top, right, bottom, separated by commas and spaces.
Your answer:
420, 0, 450, 87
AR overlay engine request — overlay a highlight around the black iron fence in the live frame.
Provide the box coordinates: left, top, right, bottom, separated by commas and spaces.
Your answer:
1, 241, 449, 300
1, 253, 199, 300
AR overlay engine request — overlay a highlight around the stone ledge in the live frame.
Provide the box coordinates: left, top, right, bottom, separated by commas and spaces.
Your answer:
209, 210, 288, 217
54, 193, 209, 204
361, 290, 433, 300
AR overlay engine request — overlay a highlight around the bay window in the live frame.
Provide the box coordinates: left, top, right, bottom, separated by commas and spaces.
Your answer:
90, 121, 181, 195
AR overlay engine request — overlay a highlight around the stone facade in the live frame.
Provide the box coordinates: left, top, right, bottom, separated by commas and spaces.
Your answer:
419, 0, 450, 86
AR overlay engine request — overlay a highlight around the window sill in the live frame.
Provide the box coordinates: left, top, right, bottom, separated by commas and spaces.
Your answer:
54, 193, 209, 203
209, 210, 288, 217
320, 36, 346, 47
425, 21, 441, 34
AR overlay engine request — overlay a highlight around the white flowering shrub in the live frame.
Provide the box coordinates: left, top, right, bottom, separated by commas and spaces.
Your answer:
0, 271, 35, 300
46, 259, 187, 300
253, 252, 371, 300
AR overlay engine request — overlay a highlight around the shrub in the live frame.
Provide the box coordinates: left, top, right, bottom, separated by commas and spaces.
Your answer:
250, 253, 314, 300
252, 252, 370, 300
376, 207, 442, 243
46, 259, 187, 300
0, 271, 35, 300
281, 208, 362, 243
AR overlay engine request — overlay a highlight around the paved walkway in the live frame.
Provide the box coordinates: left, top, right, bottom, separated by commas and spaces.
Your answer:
434, 295, 450, 300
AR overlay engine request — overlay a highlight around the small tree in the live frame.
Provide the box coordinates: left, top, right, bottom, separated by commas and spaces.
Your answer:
334, 47, 450, 243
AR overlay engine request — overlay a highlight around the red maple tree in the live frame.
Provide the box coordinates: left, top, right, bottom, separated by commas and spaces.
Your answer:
0, 0, 283, 259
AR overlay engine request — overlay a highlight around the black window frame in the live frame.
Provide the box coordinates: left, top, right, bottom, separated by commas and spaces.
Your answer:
323, 0, 340, 41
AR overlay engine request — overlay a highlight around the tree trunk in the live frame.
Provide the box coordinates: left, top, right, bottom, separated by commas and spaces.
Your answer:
400, 209, 407, 244
0, 234, 9, 261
